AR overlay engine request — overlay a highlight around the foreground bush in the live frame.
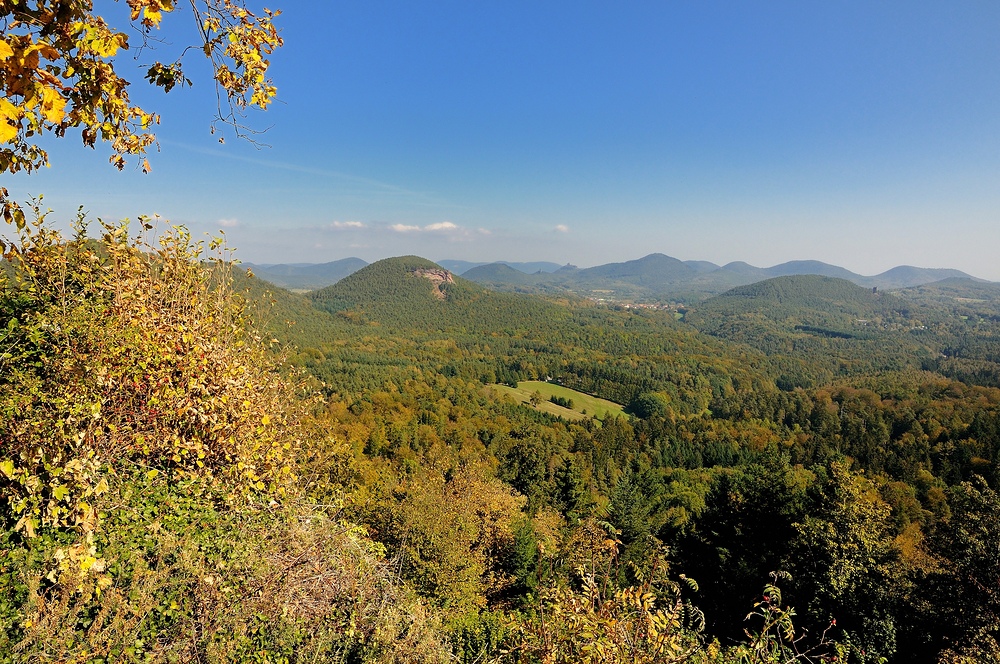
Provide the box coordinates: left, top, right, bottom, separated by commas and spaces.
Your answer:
0, 207, 448, 662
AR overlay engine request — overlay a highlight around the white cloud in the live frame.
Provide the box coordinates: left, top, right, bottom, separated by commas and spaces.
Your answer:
425, 221, 458, 231
478, 228, 492, 235
218, 218, 240, 228
555, 224, 570, 233
391, 221, 463, 233
331, 220, 366, 229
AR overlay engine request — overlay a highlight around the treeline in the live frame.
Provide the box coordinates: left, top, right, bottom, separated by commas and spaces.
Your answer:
301, 361, 1000, 661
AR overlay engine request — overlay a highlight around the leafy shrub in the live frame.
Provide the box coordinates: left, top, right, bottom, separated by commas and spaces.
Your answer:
0, 205, 449, 662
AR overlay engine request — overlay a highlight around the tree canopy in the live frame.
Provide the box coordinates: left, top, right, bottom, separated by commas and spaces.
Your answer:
0, 0, 282, 225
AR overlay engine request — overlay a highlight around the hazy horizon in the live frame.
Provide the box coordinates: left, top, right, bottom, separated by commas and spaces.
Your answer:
242, 252, 992, 283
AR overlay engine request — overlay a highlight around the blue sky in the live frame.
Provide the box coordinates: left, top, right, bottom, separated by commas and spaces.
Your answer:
7, 1, 1000, 278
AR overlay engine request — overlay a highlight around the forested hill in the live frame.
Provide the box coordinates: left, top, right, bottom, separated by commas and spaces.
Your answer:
900, 276, 1000, 303
236, 251, 985, 301
696, 274, 903, 317
308, 255, 575, 333
296, 255, 779, 407
682, 275, 938, 386
457, 253, 985, 301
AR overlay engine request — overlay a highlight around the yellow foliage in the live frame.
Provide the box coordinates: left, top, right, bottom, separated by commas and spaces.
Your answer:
363, 463, 527, 621
38, 86, 66, 124
0, 203, 305, 564
502, 544, 705, 664
0, 0, 283, 224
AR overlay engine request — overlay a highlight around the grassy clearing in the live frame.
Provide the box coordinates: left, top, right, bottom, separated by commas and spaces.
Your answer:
487, 381, 625, 421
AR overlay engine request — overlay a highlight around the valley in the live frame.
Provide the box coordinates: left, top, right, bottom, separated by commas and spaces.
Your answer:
5, 238, 1000, 663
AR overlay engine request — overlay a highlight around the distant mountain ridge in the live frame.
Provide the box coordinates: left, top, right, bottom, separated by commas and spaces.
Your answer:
461, 254, 988, 301
436, 259, 563, 275
243, 257, 368, 291
245, 252, 988, 300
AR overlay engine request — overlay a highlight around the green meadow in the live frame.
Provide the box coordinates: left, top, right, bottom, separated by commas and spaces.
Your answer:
488, 380, 625, 420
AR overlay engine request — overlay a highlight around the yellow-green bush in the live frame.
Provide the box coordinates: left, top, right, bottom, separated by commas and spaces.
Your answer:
1, 206, 299, 546
0, 206, 449, 663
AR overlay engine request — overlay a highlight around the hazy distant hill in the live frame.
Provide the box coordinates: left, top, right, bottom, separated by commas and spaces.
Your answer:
684, 260, 721, 273
575, 253, 697, 287
461, 253, 708, 299
765, 260, 860, 281
249, 251, 986, 301
460, 253, 983, 302
436, 259, 563, 275
244, 257, 367, 290
867, 266, 978, 289
717, 261, 767, 277
461, 262, 535, 285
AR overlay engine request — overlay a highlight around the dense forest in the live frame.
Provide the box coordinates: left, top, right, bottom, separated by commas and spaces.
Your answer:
4, 214, 1000, 663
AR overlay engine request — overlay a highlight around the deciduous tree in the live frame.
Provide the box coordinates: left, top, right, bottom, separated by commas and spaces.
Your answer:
0, 0, 282, 225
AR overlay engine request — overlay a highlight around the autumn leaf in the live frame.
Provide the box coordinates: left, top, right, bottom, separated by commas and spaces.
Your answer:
0, 99, 19, 120
144, 7, 163, 26
40, 87, 67, 124
0, 121, 18, 144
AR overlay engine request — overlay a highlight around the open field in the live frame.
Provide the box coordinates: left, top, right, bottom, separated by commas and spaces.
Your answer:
487, 381, 625, 420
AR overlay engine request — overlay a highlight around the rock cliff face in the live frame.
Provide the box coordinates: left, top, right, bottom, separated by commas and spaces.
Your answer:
413, 268, 454, 299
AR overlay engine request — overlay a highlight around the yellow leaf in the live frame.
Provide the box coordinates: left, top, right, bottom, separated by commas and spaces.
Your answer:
0, 41, 12, 61
94, 478, 109, 496
40, 87, 66, 124
0, 99, 18, 121
91, 35, 121, 58
261, 414, 271, 425
0, 459, 13, 479
0, 121, 17, 144
144, 7, 163, 26
146, 469, 160, 480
